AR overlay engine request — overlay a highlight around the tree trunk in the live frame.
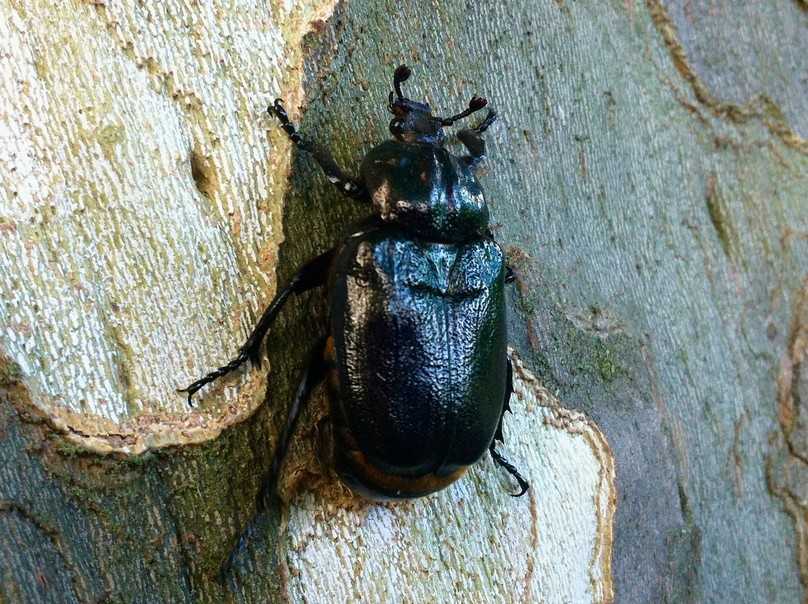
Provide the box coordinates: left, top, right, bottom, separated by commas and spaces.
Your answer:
1, 0, 805, 602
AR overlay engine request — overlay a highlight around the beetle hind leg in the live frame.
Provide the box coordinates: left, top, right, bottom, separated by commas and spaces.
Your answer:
217, 336, 328, 582
489, 357, 530, 497
257, 335, 329, 510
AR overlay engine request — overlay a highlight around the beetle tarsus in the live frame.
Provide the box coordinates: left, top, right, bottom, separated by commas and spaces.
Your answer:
216, 339, 328, 582
177, 351, 253, 406
176, 387, 196, 407
490, 444, 530, 497
177, 249, 336, 405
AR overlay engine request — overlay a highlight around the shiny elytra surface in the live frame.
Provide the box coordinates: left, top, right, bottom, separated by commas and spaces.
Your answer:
329, 226, 508, 489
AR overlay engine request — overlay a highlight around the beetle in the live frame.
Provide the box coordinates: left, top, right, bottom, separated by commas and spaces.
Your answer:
179, 65, 529, 500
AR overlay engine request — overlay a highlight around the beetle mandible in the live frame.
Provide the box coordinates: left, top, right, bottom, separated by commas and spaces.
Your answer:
179, 65, 529, 500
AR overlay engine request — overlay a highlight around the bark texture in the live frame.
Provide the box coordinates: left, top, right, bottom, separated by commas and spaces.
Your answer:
2, 0, 807, 602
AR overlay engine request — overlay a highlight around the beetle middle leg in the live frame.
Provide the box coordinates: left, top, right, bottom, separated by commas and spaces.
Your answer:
178, 248, 336, 404
270, 99, 370, 202
489, 357, 530, 497
216, 336, 328, 583
458, 109, 498, 172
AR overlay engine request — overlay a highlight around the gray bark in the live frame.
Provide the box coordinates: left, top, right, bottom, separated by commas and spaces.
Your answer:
1, 0, 806, 602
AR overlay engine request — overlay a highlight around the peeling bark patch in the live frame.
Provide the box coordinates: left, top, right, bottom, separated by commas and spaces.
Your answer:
646, 0, 808, 154
705, 174, 738, 260
521, 488, 540, 603
190, 149, 218, 200
280, 351, 616, 604
731, 412, 747, 499
0, 0, 340, 453
769, 276, 808, 591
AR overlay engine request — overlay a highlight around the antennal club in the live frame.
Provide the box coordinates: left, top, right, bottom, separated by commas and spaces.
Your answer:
441, 95, 488, 126
393, 65, 412, 99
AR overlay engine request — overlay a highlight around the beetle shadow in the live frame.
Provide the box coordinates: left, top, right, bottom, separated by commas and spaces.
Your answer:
218, 101, 376, 590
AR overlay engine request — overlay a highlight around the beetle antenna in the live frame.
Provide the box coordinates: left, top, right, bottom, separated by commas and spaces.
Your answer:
393, 64, 411, 99
441, 96, 488, 126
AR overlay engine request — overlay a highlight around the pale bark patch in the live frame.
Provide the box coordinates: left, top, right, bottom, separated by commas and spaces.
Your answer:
280, 351, 616, 604
0, 0, 338, 452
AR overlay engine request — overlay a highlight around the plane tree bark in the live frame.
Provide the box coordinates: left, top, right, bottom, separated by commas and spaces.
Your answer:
1, 0, 806, 602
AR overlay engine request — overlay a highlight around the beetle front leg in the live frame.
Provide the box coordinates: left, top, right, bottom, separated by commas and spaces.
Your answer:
270, 99, 370, 202
490, 357, 530, 497
177, 248, 336, 405
458, 109, 498, 172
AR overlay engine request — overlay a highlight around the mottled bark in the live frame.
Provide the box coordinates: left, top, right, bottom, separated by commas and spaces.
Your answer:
1, 0, 806, 602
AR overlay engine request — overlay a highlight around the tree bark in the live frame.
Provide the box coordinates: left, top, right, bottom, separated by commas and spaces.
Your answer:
1, 0, 806, 602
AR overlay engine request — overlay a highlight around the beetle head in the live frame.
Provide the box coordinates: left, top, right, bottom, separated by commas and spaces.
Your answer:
388, 65, 488, 145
